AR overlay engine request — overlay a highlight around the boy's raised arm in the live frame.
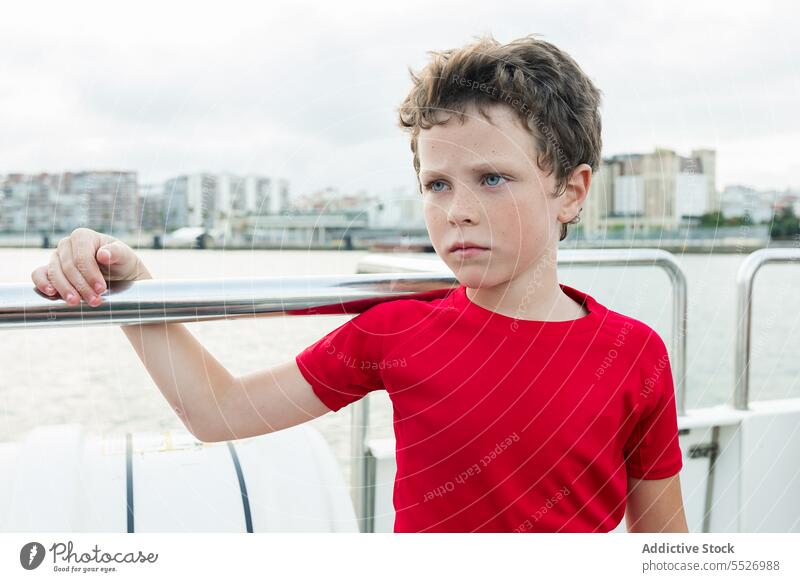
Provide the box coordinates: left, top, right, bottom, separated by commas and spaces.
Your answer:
120, 322, 331, 442
30, 228, 332, 443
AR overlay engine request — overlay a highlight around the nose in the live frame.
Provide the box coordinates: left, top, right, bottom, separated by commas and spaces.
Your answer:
446, 186, 481, 226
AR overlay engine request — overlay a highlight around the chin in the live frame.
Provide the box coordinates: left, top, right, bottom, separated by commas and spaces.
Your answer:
448, 265, 507, 289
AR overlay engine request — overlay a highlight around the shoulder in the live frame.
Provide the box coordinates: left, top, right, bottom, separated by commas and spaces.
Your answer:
606, 310, 674, 400
349, 289, 456, 330
597, 306, 671, 366
596, 301, 666, 346
567, 284, 669, 358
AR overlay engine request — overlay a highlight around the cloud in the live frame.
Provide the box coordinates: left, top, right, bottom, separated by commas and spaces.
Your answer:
0, 0, 798, 193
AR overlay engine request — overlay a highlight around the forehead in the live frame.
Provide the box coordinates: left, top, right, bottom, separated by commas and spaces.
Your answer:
417, 103, 536, 163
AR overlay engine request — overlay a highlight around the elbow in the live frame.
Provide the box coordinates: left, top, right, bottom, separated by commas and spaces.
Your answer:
173, 404, 225, 443
188, 421, 252, 443
182, 416, 226, 444
192, 425, 275, 443
190, 428, 226, 444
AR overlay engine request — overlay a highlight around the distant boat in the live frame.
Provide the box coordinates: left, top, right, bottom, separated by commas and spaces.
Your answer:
164, 227, 215, 249
368, 235, 433, 253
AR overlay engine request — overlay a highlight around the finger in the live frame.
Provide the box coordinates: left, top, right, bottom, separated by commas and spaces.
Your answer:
48, 251, 80, 305
96, 240, 146, 281
96, 241, 122, 267
31, 265, 56, 296
57, 238, 99, 306
70, 228, 107, 295
96, 240, 137, 280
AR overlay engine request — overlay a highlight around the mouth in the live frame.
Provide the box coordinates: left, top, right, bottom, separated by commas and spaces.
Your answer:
448, 242, 490, 258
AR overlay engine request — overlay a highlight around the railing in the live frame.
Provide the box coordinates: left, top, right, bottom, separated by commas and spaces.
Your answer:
354, 248, 687, 531
0, 274, 458, 329
734, 248, 800, 410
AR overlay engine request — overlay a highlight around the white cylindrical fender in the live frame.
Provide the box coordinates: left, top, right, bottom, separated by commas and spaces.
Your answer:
0, 423, 358, 533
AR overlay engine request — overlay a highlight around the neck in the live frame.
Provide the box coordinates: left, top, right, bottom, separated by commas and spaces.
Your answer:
466, 263, 587, 322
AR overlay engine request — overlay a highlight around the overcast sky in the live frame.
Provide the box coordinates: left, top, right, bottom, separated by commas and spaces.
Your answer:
1, 0, 798, 198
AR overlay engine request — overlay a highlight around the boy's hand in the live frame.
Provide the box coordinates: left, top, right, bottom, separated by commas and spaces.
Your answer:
30, 227, 151, 307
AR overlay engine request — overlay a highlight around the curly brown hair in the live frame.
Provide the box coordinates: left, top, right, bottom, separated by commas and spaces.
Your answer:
397, 33, 603, 241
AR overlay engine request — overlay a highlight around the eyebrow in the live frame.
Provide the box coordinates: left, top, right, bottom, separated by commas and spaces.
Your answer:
419, 163, 512, 178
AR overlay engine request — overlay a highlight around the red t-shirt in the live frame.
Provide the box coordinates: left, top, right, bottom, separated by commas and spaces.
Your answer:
295, 283, 683, 533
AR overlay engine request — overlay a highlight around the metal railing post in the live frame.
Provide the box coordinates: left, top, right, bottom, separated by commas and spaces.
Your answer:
734, 248, 800, 410
350, 395, 371, 532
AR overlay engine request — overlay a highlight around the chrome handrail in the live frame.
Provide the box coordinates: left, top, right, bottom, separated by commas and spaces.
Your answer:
354, 248, 688, 531
0, 274, 458, 329
734, 247, 800, 410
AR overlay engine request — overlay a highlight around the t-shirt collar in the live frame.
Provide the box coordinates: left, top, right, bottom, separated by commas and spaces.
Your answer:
450, 282, 607, 336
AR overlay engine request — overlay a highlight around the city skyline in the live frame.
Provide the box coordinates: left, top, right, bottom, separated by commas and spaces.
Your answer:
3, 145, 798, 241
2, 143, 795, 204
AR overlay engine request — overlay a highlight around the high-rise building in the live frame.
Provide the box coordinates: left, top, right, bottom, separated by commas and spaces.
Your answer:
720, 185, 790, 224
584, 148, 718, 235
161, 173, 291, 237
139, 183, 166, 232
0, 171, 137, 235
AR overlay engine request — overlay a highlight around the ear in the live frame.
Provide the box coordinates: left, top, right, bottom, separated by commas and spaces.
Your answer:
556, 163, 592, 224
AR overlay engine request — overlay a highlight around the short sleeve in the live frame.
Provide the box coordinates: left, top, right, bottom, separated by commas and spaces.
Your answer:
295, 304, 389, 412
623, 333, 684, 480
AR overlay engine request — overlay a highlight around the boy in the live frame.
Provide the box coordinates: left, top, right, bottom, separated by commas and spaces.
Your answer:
31, 33, 687, 533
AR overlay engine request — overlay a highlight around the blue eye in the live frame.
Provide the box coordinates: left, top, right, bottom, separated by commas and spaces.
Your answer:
422, 174, 508, 193
484, 174, 507, 187
424, 180, 447, 193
